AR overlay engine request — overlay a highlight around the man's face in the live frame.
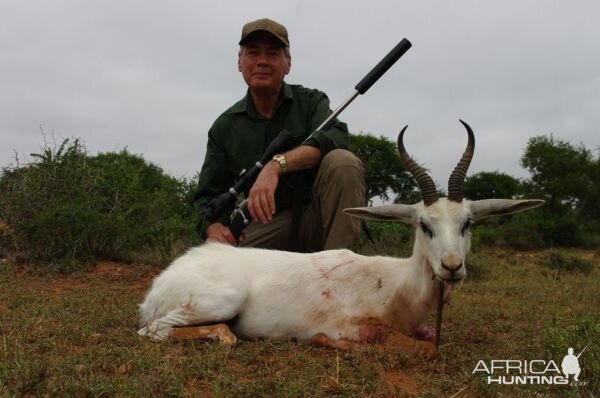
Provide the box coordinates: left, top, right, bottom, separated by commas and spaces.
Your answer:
238, 33, 291, 96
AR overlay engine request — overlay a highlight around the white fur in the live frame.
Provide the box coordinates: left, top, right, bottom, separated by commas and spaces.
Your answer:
138, 197, 543, 342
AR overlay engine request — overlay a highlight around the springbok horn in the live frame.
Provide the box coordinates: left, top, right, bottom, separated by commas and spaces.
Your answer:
447, 120, 475, 202
397, 126, 439, 206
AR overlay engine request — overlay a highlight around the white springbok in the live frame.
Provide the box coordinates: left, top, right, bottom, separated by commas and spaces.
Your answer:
138, 121, 543, 354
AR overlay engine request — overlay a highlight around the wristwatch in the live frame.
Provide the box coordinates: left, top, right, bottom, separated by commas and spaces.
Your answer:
272, 154, 288, 173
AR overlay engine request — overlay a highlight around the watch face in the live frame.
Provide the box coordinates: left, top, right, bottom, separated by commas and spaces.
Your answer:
273, 155, 286, 170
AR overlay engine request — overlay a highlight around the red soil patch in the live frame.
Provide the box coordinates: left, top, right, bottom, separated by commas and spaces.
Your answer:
86, 261, 155, 292
11, 261, 157, 296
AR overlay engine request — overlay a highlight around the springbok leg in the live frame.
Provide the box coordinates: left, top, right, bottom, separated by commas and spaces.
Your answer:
168, 324, 237, 345
310, 321, 436, 357
309, 333, 357, 351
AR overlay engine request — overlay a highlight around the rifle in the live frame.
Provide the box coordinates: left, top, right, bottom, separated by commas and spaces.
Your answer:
201, 38, 413, 243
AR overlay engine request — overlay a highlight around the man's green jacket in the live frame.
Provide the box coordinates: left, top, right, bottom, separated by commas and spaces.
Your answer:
193, 81, 350, 238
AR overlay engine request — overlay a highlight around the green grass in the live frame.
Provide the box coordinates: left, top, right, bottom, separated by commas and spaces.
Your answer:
1, 248, 598, 397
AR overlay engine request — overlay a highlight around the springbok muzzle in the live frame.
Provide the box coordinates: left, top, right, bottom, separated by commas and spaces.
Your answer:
441, 254, 464, 276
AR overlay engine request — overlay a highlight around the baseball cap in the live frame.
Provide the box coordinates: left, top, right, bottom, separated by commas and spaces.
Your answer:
239, 18, 289, 47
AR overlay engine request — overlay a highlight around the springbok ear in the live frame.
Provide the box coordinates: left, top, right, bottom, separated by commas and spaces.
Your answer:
343, 204, 417, 224
470, 199, 545, 221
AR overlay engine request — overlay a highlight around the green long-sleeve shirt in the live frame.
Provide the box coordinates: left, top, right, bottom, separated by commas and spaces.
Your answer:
193, 81, 350, 238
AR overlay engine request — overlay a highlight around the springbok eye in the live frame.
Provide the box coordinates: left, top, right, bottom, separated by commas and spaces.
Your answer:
420, 222, 433, 238
461, 219, 473, 236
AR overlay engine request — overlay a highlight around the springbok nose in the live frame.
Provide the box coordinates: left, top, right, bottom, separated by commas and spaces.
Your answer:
441, 254, 463, 272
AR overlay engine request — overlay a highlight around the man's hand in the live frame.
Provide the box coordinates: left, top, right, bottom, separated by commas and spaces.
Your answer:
246, 146, 320, 224
247, 160, 281, 223
206, 222, 243, 245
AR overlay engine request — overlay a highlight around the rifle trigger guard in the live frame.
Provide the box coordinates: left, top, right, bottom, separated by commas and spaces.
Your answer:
231, 206, 250, 225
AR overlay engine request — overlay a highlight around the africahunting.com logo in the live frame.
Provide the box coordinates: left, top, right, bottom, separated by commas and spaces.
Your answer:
473, 346, 589, 387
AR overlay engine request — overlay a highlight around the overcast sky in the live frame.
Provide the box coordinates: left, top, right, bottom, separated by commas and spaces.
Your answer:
1, 1, 598, 195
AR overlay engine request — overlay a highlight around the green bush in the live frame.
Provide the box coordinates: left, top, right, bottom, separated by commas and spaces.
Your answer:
362, 220, 412, 243
539, 250, 594, 275
0, 220, 16, 256
471, 216, 541, 250
357, 221, 413, 257
471, 210, 585, 250
0, 139, 198, 267
527, 212, 585, 247
465, 252, 490, 281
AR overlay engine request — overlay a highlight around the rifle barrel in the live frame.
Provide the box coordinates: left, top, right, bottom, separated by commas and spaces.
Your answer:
308, 38, 412, 140
310, 90, 360, 138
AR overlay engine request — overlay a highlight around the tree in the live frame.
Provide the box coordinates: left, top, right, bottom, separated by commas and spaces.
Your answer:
350, 133, 416, 203
518, 134, 600, 246
521, 135, 598, 218
464, 171, 522, 200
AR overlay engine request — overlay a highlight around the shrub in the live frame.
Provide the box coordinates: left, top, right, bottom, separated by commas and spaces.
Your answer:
0, 139, 198, 267
465, 252, 489, 281
357, 221, 413, 257
539, 250, 594, 275
471, 210, 584, 250
0, 219, 17, 256
495, 213, 551, 250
